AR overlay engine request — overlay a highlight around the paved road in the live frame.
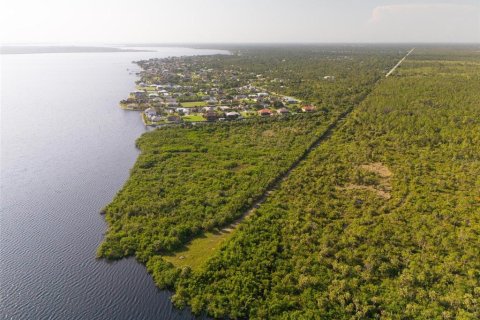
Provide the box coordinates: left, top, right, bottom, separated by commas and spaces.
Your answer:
386, 48, 415, 77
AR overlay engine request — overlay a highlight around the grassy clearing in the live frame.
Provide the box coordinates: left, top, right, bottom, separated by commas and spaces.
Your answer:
182, 114, 206, 122
181, 101, 208, 107
163, 229, 235, 269
135, 86, 157, 91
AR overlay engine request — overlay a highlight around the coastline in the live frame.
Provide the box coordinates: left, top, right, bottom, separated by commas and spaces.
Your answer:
1, 46, 229, 320
0, 45, 154, 55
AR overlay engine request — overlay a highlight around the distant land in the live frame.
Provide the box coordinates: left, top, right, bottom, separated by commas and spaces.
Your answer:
0, 45, 152, 55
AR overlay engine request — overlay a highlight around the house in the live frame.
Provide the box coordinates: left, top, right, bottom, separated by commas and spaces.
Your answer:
257, 92, 269, 97
284, 97, 298, 104
167, 115, 182, 123
203, 111, 219, 122
302, 105, 315, 112
166, 98, 179, 108
175, 107, 190, 115
133, 91, 147, 98
277, 108, 290, 115
218, 106, 231, 112
258, 108, 272, 116
323, 75, 335, 80
207, 98, 218, 105
151, 115, 164, 122
259, 103, 270, 109
144, 107, 157, 117
225, 112, 240, 119
202, 106, 215, 112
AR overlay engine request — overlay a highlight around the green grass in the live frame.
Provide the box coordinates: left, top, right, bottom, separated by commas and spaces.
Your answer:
136, 86, 157, 91
163, 229, 235, 269
240, 111, 255, 118
183, 114, 206, 122
241, 99, 256, 105
181, 101, 208, 107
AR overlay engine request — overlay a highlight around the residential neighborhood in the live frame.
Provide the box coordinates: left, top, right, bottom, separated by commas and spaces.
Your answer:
119, 56, 317, 125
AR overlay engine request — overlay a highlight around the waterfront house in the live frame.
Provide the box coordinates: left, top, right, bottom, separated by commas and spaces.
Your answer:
151, 115, 164, 122
144, 107, 157, 117
133, 90, 147, 98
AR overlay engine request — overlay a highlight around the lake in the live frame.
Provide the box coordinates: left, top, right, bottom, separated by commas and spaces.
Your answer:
1, 47, 226, 320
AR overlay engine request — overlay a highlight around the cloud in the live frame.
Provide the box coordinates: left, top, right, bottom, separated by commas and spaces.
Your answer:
366, 3, 480, 42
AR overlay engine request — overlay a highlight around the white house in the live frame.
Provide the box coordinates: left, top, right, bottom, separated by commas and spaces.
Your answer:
144, 107, 156, 117
284, 97, 299, 104
225, 112, 240, 119
175, 108, 190, 115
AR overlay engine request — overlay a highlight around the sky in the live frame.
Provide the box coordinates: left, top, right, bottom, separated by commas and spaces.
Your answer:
0, 0, 479, 44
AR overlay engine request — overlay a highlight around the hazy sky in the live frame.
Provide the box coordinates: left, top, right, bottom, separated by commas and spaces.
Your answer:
1, 0, 479, 44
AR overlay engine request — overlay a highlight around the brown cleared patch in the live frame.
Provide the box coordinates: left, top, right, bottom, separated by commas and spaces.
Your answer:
343, 184, 392, 199
339, 163, 393, 199
359, 162, 392, 178
262, 130, 276, 137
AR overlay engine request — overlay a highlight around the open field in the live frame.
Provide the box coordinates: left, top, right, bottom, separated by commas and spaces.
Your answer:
180, 101, 208, 108
163, 229, 234, 269
182, 114, 206, 122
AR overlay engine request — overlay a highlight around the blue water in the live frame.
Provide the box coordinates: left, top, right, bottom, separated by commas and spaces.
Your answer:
0, 47, 225, 319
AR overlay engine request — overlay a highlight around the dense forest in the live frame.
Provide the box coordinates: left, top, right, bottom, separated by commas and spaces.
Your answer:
171, 48, 480, 319
98, 114, 333, 262
99, 46, 480, 319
